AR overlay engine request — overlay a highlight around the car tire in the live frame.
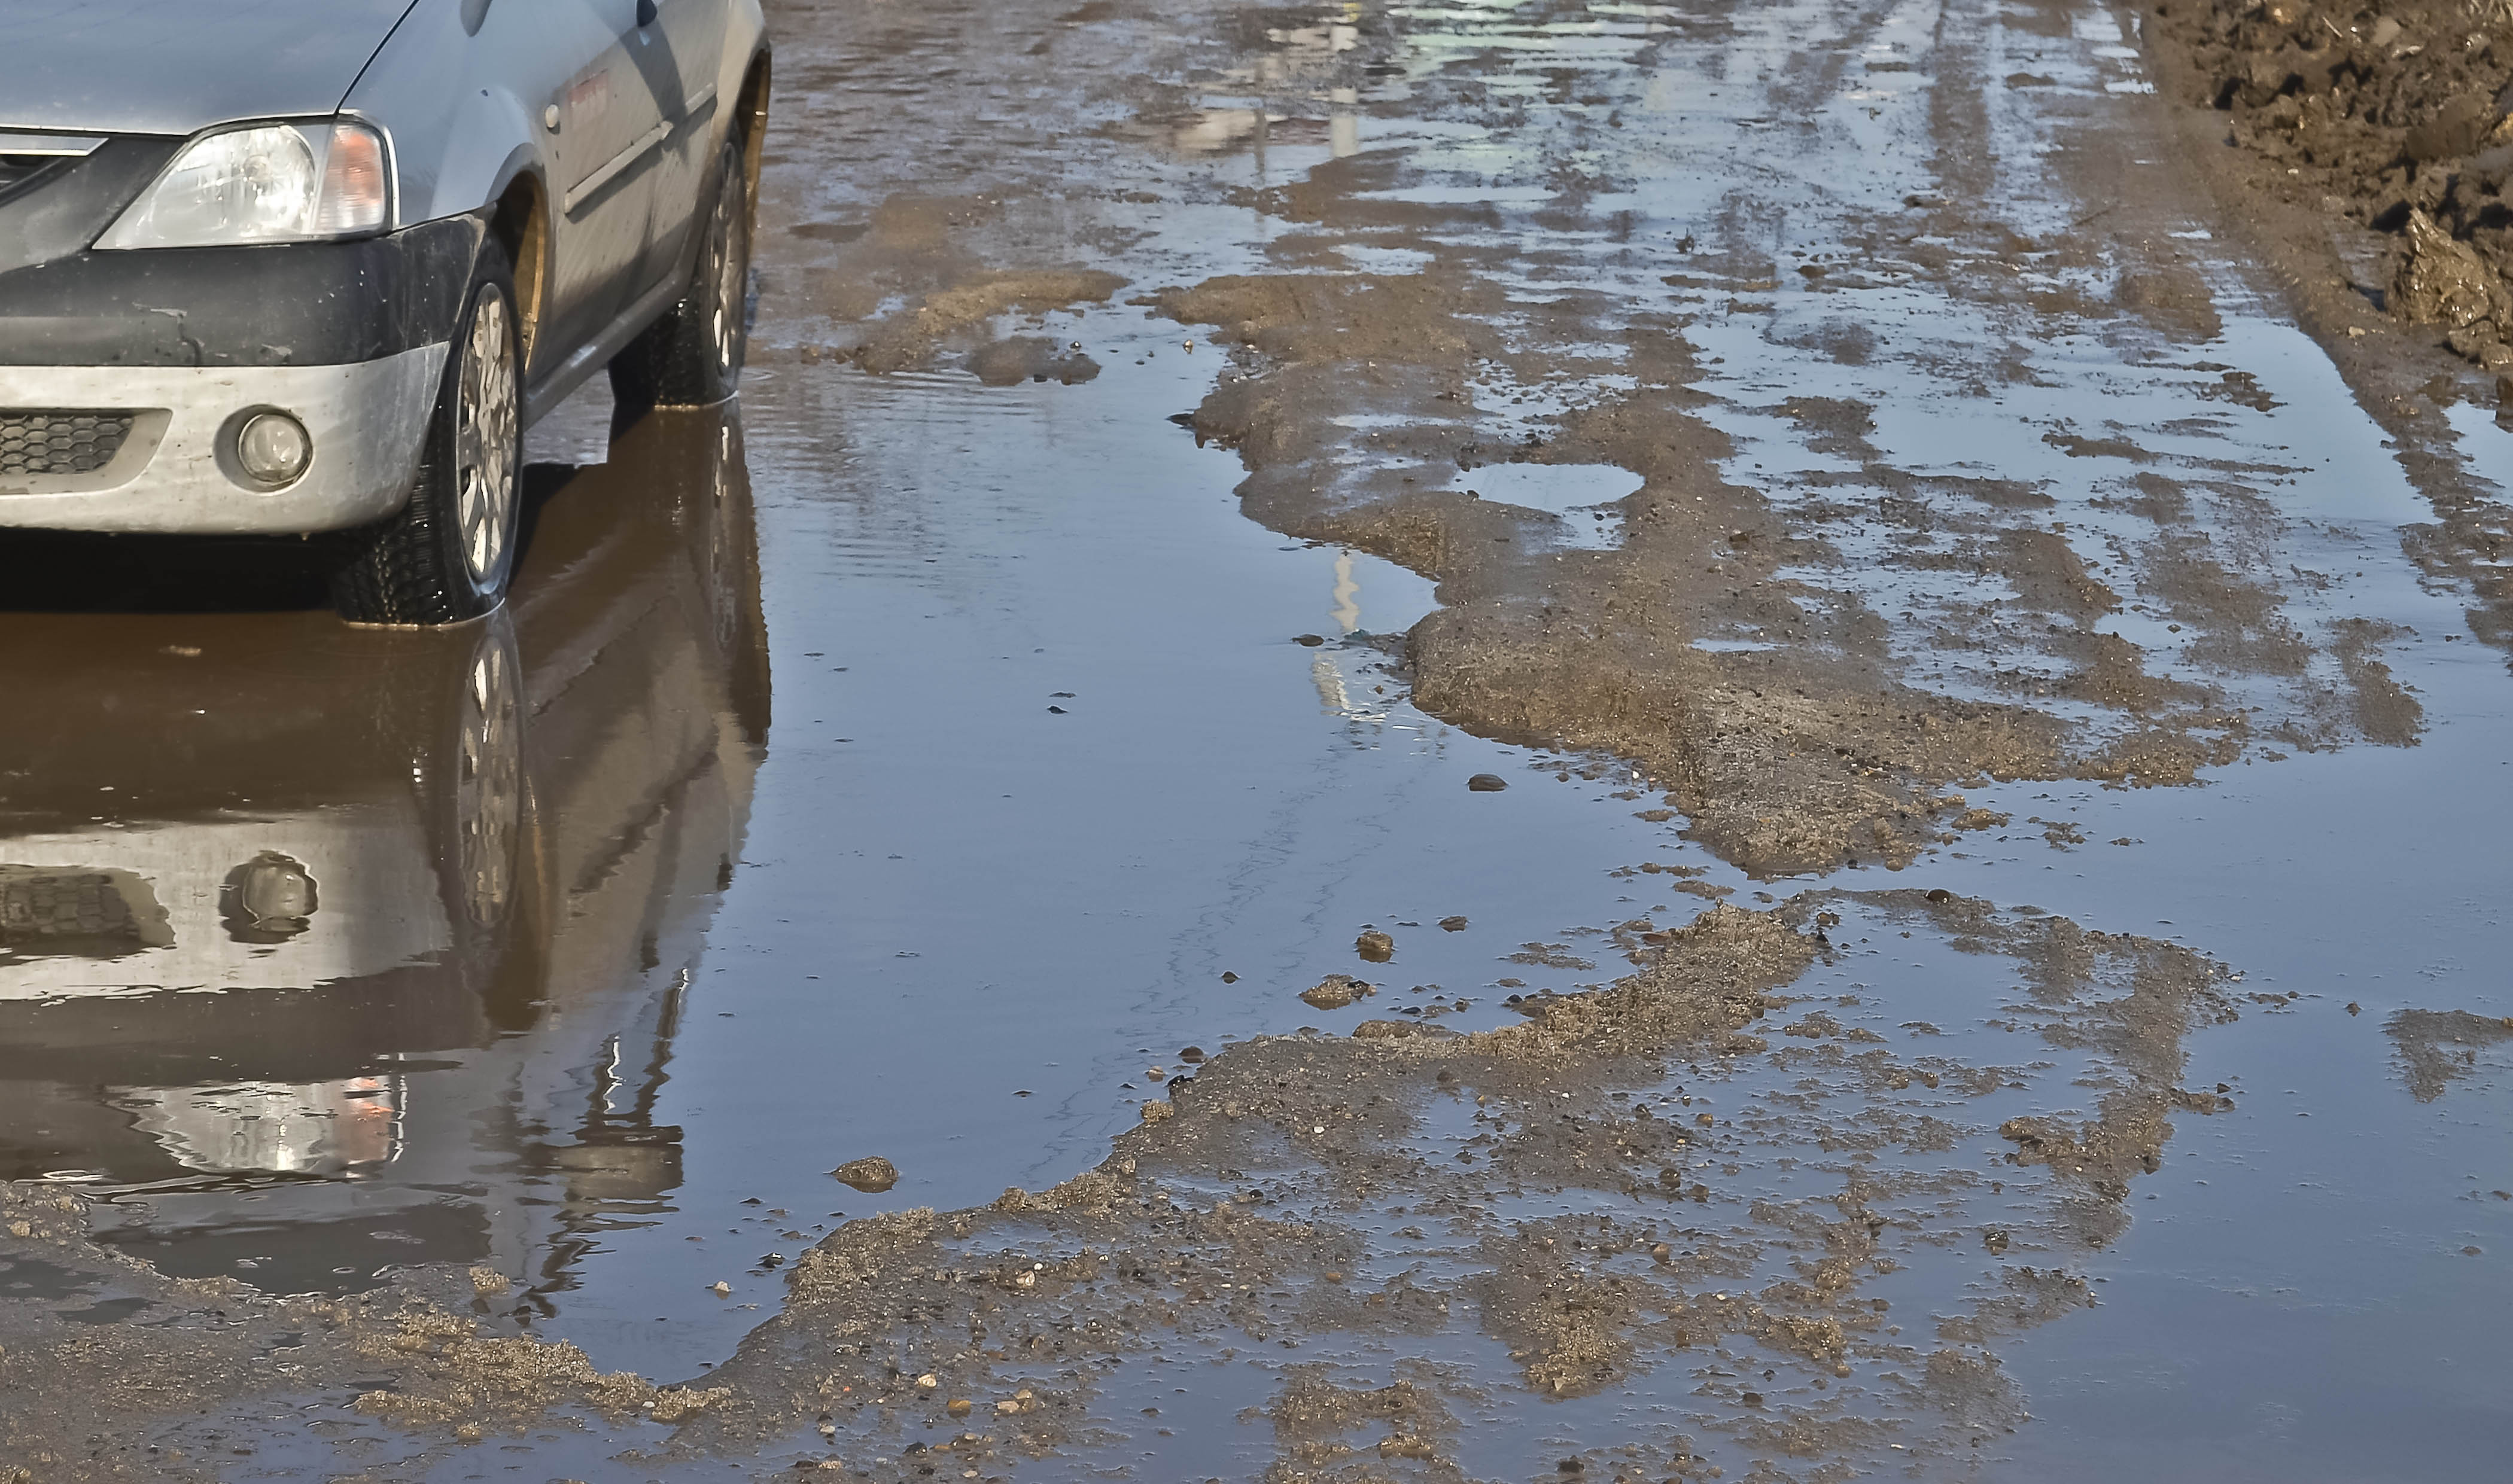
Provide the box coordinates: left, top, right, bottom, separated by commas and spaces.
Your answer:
608, 139, 753, 412
331, 239, 525, 626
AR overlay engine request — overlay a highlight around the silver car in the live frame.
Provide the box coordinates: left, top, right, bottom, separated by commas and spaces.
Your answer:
0, 0, 769, 623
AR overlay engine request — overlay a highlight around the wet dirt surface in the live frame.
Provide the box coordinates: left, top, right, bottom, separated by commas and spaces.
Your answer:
4, 0, 2512, 1478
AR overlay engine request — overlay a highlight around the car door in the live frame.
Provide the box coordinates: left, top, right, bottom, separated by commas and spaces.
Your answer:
541, 0, 673, 361
620, 0, 732, 306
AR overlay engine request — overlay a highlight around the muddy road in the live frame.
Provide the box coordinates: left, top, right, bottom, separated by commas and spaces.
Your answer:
5, 0, 2512, 1478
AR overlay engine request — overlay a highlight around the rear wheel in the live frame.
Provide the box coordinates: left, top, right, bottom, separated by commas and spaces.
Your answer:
609, 140, 752, 412
332, 240, 523, 626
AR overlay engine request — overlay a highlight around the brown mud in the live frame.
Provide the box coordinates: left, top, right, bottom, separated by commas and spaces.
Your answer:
2, 893, 2246, 1480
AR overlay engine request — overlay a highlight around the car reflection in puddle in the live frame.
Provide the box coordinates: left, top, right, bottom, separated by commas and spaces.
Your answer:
0, 404, 768, 1307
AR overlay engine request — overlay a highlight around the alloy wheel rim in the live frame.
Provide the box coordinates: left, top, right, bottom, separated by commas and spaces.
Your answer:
708, 189, 747, 379
454, 632, 520, 930
455, 290, 519, 589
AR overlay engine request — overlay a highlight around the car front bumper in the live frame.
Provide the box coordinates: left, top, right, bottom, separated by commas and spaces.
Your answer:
0, 347, 446, 534
0, 210, 483, 535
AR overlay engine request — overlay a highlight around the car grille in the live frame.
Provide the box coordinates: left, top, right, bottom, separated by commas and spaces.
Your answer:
0, 410, 138, 477
0, 153, 68, 204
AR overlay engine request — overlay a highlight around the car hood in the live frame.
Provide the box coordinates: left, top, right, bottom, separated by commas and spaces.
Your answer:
0, 0, 421, 138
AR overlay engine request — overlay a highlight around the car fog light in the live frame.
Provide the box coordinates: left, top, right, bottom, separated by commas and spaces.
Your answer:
235, 411, 311, 487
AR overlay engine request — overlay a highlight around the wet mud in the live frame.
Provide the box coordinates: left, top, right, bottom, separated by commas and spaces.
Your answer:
4, 0, 2512, 1477
3, 892, 2249, 1481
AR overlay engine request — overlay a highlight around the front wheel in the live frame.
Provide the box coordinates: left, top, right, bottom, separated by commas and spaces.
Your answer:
609, 140, 753, 412
332, 240, 524, 626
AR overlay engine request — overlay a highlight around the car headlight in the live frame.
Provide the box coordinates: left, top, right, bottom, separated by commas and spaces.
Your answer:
96, 120, 391, 250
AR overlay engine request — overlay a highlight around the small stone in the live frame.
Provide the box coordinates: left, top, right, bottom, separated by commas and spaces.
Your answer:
947, 1398, 972, 1418
2346, 1002, 2361, 1016
1294, 633, 1325, 647
1984, 1229, 2010, 1254
1439, 915, 1468, 931
917, 1373, 939, 1389
1356, 930, 1395, 962
1650, 1243, 1672, 1265
1466, 773, 1508, 791
996, 1398, 1022, 1414
1221, 971, 1239, 983
1140, 1101, 1174, 1123
710, 1281, 731, 1296
1179, 1046, 1206, 1063
1741, 1391, 1763, 1407
830, 1156, 899, 1193
1925, 888, 1954, 903
1014, 1269, 1038, 1288
1301, 974, 1373, 1010
468, 1266, 509, 1294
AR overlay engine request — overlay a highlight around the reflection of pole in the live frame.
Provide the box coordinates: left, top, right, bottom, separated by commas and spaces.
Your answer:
1331, 550, 1361, 635
1330, 87, 1359, 159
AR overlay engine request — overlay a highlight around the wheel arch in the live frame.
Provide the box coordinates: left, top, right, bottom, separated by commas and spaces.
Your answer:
482, 153, 552, 371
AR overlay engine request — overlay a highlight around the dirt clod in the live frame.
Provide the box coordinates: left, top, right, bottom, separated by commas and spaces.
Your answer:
831, 1157, 901, 1193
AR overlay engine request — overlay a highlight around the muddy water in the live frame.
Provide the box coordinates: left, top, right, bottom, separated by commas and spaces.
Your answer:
4, 0, 2512, 1477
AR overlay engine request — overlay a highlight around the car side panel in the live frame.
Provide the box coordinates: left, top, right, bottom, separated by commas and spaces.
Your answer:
541, 0, 673, 362
348, 0, 766, 394
626, 0, 732, 300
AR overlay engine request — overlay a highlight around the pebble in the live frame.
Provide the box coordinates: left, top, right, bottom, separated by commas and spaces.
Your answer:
830, 1156, 900, 1193
947, 1398, 972, 1417
1356, 930, 1395, 962
710, 1281, 731, 1296
1179, 1046, 1206, 1063
1439, 916, 1469, 931
1467, 773, 1508, 791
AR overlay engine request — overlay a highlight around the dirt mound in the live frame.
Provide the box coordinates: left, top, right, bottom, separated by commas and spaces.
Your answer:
2158, 0, 2513, 371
